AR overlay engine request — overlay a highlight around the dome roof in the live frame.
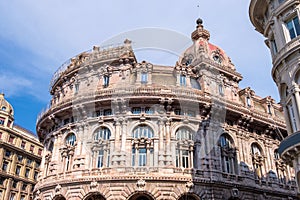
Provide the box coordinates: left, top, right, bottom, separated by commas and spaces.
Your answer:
180, 19, 235, 70
0, 93, 14, 116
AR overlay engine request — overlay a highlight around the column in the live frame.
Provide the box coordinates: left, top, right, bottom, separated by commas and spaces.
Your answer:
114, 119, 121, 151
282, 105, 293, 134
121, 120, 127, 152
293, 87, 300, 122
291, 94, 300, 130
190, 146, 194, 169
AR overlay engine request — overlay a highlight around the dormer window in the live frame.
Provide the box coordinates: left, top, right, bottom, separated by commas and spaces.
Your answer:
246, 97, 251, 107
267, 104, 272, 115
213, 55, 222, 64
103, 76, 109, 88
180, 75, 186, 86
141, 72, 148, 84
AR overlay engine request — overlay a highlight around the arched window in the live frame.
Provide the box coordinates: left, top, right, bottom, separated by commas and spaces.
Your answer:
219, 134, 237, 174
175, 127, 194, 168
251, 143, 264, 178
94, 127, 111, 141
133, 125, 153, 138
65, 133, 76, 146
176, 128, 193, 140
92, 127, 111, 168
132, 125, 154, 167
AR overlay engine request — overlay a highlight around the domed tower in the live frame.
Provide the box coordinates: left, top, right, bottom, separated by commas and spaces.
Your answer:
249, 0, 300, 192
0, 93, 14, 128
35, 19, 297, 199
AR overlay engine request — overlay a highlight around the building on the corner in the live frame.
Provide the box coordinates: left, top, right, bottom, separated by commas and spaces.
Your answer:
0, 93, 43, 200
249, 0, 300, 194
35, 19, 297, 200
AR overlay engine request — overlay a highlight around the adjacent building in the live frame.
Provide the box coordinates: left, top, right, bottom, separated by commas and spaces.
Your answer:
249, 0, 300, 194
34, 20, 298, 199
0, 93, 43, 200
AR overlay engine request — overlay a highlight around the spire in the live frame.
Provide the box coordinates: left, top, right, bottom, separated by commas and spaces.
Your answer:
191, 18, 210, 41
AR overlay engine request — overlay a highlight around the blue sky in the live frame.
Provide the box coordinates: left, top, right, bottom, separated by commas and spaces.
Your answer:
0, 0, 274, 133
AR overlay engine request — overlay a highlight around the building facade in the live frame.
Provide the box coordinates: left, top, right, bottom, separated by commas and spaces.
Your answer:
0, 93, 43, 200
249, 0, 300, 194
35, 20, 297, 199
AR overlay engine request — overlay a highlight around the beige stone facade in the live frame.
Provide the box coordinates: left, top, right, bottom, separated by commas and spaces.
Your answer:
0, 93, 43, 200
249, 0, 300, 195
35, 20, 297, 199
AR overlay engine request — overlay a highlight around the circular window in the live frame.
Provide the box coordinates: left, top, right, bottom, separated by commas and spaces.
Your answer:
1, 107, 6, 111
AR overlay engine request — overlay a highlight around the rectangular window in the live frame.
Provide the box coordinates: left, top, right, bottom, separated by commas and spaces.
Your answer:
278, 0, 285, 4
10, 193, 15, 200
286, 16, 300, 40
175, 109, 182, 115
2, 161, 8, 171
27, 159, 32, 165
180, 75, 186, 86
20, 195, 25, 200
0, 118, 4, 125
176, 149, 180, 167
145, 107, 154, 114
246, 97, 251, 107
8, 135, 15, 144
97, 150, 104, 168
5, 150, 11, 157
30, 145, 34, 153
38, 148, 42, 156
132, 107, 141, 114
138, 148, 147, 166
17, 155, 23, 162
103, 76, 109, 88
0, 177, 4, 185
15, 166, 21, 175
25, 168, 30, 178
271, 40, 278, 54
132, 148, 136, 166
12, 181, 17, 188
21, 141, 26, 149
187, 110, 196, 117
218, 84, 224, 95
141, 72, 148, 84
34, 171, 38, 180
182, 150, 189, 168
22, 184, 27, 191
104, 109, 112, 116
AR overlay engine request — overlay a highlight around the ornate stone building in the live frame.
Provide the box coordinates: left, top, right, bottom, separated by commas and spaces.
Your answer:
35, 20, 297, 199
0, 93, 43, 200
249, 0, 300, 194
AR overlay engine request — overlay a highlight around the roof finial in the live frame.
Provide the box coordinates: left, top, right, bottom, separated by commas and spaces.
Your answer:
196, 18, 203, 26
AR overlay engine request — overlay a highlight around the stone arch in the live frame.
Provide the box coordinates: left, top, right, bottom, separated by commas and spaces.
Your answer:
91, 123, 115, 140
63, 131, 77, 146
128, 121, 157, 138
127, 191, 155, 200
171, 123, 197, 139
83, 192, 106, 200
52, 195, 66, 200
177, 193, 201, 200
